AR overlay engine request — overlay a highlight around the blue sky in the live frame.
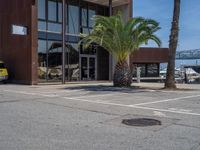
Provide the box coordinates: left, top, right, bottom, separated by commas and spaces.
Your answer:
134, 0, 200, 51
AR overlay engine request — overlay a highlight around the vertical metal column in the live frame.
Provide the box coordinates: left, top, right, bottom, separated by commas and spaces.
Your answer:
109, 0, 112, 16
109, 0, 113, 81
62, 0, 66, 84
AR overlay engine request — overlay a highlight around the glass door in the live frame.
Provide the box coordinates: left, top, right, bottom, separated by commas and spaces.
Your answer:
80, 55, 96, 80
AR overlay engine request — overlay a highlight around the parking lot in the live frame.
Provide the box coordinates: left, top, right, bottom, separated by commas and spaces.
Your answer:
0, 83, 200, 150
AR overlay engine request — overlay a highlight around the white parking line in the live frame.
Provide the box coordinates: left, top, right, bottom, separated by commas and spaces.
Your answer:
71, 93, 117, 99
66, 97, 131, 107
3, 90, 58, 98
38, 90, 88, 94
133, 94, 200, 106
65, 97, 200, 116
2, 89, 200, 116
131, 105, 200, 116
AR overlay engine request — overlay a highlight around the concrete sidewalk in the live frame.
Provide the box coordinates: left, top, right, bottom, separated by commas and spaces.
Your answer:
35, 81, 200, 91
133, 82, 200, 90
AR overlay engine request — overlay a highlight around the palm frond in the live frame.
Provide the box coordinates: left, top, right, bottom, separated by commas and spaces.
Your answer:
79, 14, 162, 62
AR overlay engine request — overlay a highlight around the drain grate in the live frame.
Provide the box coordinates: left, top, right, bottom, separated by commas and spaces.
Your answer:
122, 118, 162, 127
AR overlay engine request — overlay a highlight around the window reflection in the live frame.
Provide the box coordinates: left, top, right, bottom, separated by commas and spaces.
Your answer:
37, 0, 109, 82
66, 43, 79, 81
147, 64, 159, 77
38, 40, 47, 80
82, 27, 90, 34
38, 0, 46, 19
48, 23, 62, 33
47, 41, 62, 80
89, 9, 96, 27
82, 8, 87, 27
80, 44, 97, 55
68, 5, 79, 34
38, 21, 46, 31
58, 2, 63, 23
132, 63, 159, 77
48, 1, 57, 21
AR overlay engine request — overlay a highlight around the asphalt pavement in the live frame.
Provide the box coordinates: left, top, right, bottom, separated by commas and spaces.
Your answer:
0, 83, 200, 150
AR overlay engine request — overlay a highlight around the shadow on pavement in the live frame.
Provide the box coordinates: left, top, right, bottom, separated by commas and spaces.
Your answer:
62, 85, 148, 93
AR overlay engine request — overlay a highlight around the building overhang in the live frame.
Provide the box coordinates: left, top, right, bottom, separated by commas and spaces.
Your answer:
84, 0, 129, 7
130, 47, 169, 63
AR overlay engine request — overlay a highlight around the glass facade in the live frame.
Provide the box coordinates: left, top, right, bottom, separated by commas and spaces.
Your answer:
37, 0, 109, 82
132, 63, 160, 77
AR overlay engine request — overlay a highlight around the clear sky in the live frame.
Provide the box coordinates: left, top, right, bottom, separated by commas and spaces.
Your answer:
133, 0, 200, 51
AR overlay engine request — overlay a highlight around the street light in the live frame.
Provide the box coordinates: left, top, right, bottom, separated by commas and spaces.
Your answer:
62, 0, 66, 84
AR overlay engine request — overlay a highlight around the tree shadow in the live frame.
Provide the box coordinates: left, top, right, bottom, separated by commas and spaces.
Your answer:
62, 85, 149, 94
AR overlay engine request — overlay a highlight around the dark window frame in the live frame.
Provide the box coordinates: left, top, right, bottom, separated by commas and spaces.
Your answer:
47, 0, 63, 23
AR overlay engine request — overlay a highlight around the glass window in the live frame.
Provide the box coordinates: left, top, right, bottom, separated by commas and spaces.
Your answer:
68, 5, 79, 34
48, 23, 62, 33
48, 1, 57, 21
38, 0, 46, 19
82, 27, 90, 34
89, 9, 96, 27
80, 44, 97, 55
66, 43, 79, 81
38, 40, 47, 54
47, 41, 62, 80
38, 21, 46, 31
58, 2, 62, 23
147, 64, 159, 77
38, 40, 47, 80
82, 8, 87, 27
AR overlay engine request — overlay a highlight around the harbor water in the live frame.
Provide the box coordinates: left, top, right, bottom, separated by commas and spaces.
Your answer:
161, 59, 200, 69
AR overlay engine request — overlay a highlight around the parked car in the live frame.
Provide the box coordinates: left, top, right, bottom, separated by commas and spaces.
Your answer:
0, 61, 8, 83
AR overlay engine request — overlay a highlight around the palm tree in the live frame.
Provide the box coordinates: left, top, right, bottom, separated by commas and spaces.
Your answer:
80, 13, 161, 87
165, 0, 181, 89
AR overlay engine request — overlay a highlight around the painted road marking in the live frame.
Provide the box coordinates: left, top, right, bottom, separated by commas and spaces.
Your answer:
2, 89, 200, 116
2, 89, 89, 97
70, 93, 120, 99
38, 90, 90, 94
153, 111, 167, 117
3, 90, 58, 98
65, 97, 200, 116
133, 94, 200, 106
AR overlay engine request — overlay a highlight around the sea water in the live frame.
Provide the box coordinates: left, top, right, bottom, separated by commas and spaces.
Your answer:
160, 59, 200, 70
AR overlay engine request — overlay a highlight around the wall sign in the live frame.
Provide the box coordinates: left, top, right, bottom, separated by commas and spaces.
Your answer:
12, 25, 28, 35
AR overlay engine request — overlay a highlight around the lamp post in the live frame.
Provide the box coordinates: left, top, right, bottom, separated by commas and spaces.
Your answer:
62, 0, 66, 84
109, 0, 113, 81
109, 0, 112, 16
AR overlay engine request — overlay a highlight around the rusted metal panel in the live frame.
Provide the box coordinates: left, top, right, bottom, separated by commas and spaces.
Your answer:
84, 0, 129, 7
130, 47, 169, 63
0, 0, 37, 84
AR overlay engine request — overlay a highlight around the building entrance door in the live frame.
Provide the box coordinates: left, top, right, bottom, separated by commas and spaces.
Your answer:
80, 55, 97, 80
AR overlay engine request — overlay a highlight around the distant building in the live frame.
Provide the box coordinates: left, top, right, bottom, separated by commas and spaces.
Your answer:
0, 0, 168, 84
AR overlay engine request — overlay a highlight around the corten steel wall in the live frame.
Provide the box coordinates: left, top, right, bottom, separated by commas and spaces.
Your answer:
130, 47, 169, 64
0, 0, 37, 84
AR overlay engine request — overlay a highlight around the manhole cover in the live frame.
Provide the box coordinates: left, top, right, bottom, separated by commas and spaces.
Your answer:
122, 118, 162, 127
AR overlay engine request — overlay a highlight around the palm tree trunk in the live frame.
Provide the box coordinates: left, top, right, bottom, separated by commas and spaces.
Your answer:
165, 0, 181, 89
113, 60, 132, 87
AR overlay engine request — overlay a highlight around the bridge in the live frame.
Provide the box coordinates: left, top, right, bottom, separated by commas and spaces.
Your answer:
176, 48, 200, 59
